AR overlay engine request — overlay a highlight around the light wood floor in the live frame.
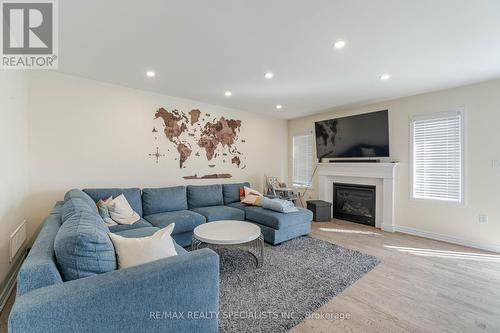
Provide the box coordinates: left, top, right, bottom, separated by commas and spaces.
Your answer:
292, 220, 500, 333
1, 220, 499, 333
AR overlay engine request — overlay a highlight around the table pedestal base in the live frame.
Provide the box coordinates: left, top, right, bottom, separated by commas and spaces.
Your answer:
191, 234, 264, 268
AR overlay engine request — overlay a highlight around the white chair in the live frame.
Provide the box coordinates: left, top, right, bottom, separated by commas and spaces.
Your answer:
265, 176, 299, 204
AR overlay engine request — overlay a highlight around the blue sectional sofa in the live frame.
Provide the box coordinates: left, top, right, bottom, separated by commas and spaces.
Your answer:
9, 182, 312, 332
82, 183, 312, 247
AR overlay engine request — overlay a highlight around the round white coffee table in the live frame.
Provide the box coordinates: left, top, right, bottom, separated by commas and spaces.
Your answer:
191, 220, 264, 268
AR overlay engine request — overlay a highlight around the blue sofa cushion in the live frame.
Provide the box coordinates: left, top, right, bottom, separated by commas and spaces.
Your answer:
187, 184, 223, 208
61, 197, 98, 222
63, 189, 97, 213
83, 188, 143, 217
142, 186, 187, 215
174, 242, 188, 254
244, 206, 313, 230
107, 218, 153, 233
112, 226, 160, 238
54, 211, 117, 281
171, 231, 194, 248
226, 201, 247, 210
191, 205, 245, 222
222, 182, 250, 204
144, 210, 206, 234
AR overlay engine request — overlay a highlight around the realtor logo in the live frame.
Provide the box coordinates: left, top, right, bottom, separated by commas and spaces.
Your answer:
1, 0, 58, 69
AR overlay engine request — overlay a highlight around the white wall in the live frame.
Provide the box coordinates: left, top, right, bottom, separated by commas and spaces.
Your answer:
289, 79, 500, 250
0, 72, 29, 285
27, 71, 288, 237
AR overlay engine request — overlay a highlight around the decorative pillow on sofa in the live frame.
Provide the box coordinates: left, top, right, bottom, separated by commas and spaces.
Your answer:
96, 197, 117, 226
108, 224, 177, 269
83, 188, 143, 217
54, 211, 117, 281
244, 186, 261, 197
241, 186, 263, 206
107, 194, 140, 225
261, 196, 299, 213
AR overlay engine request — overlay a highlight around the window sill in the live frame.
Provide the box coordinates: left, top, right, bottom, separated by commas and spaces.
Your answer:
410, 196, 466, 206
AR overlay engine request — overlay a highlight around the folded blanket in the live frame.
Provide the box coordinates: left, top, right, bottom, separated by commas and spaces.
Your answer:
261, 197, 299, 213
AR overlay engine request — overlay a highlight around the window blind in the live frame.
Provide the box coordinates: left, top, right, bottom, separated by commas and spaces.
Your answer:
293, 133, 313, 187
411, 112, 463, 202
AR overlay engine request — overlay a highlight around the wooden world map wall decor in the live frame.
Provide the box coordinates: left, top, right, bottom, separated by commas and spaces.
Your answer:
149, 107, 246, 176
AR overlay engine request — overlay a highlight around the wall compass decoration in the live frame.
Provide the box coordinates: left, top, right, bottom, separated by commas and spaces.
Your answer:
149, 147, 165, 164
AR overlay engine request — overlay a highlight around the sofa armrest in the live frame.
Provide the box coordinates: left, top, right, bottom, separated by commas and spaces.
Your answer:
9, 248, 219, 333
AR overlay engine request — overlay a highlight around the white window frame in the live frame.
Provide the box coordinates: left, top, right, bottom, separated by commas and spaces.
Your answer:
409, 110, 466, 205
292, 131, 314, 188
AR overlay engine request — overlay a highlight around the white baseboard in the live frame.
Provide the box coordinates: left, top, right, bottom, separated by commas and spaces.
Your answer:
0, 249, 25, 313
395, 225, 500, 253
381, 224, 396, 232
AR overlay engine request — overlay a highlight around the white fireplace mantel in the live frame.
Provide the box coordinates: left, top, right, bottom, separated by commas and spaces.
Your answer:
316, 162, 398, 232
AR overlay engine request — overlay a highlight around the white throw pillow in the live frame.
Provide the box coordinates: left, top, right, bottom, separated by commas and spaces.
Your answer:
241, 193, 263, 206
108, 224, 177, 269
244, 186, 261, 197
241, 186, 263, 205
107, 194, 140, 225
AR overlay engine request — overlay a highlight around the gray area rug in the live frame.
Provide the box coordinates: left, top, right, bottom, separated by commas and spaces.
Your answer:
213, 236, 379, 333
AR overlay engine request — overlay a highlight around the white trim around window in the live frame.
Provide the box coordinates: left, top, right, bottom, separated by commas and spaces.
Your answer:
409, 110, 466, 204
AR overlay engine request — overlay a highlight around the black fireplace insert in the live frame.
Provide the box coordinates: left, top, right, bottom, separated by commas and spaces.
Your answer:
333, 183, 376, 226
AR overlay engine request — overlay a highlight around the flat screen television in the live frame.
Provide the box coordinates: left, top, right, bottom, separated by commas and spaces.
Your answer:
314, 110, 389, 160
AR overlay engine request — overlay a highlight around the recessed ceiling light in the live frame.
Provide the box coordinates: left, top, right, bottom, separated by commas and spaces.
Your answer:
265, 72, 274, 79
276, 105, 283, 110
146, 71, 156, 78
224, 91, 232, 97
333, 40, 346, 49
380, 73, 391, 81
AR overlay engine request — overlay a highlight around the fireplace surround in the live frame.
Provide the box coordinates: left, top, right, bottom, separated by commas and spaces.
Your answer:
317, 162, 398, 231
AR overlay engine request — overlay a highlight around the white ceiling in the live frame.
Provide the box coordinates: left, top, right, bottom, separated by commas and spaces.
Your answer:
58, 0, 500, 119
